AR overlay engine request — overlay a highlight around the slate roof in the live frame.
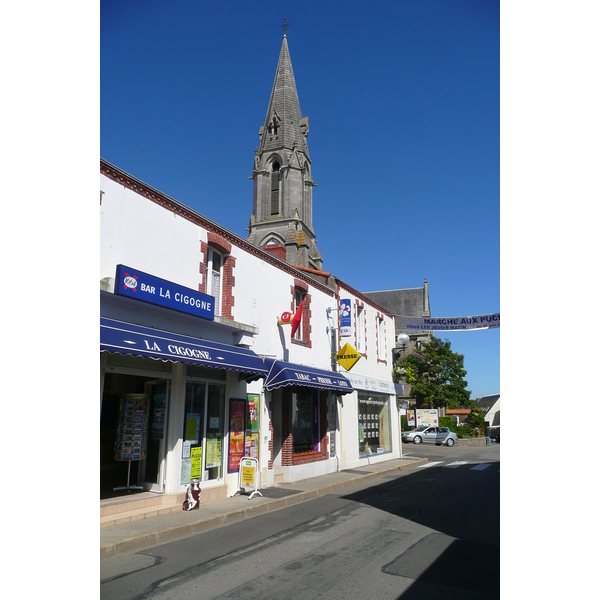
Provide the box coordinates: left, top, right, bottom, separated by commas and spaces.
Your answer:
260, 34, 308, 157
363, 286, 430, 335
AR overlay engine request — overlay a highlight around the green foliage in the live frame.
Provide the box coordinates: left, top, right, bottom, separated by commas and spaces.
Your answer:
439, 416, 466, 438
400, 414, 408, 430
393, 336, 471, 410
466, 406, 485, 434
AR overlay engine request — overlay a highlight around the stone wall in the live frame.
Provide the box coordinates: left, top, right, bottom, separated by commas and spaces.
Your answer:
456, 437, 489, 447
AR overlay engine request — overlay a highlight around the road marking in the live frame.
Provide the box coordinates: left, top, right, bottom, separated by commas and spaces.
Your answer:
470, 463, 492, 471
444, 461, 468, 468
417, 461, 444, 469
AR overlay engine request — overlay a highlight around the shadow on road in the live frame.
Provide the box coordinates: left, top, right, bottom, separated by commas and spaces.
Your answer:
342, 461, 500, 599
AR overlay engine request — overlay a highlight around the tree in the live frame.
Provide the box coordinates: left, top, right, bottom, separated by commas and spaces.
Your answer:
393, 336, 471, 409
466, 405, 485, 434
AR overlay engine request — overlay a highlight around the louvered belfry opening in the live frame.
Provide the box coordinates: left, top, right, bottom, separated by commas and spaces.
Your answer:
270, 161, 280, 215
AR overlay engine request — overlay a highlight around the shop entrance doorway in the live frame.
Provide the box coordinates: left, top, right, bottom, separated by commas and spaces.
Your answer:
100, 365, 171, 500
139, 379, 169, 493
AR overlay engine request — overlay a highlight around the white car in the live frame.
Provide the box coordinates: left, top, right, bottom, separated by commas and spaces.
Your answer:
402, 425, 457, 447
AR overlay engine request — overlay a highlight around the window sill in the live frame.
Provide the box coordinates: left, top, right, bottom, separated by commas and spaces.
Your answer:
291, 338, 312, 348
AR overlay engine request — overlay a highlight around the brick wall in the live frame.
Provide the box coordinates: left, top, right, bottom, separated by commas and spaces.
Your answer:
268, 398, 274, 470
281, 388, 293, 466
261, 242, 286, 262
281, 389, 328, 466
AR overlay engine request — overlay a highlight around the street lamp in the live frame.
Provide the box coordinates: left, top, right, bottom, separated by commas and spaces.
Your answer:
392, 333, 410, 365
397, 333, 410, 353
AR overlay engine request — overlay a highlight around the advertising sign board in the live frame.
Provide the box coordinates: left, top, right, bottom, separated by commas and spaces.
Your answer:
115, 264, 215, 320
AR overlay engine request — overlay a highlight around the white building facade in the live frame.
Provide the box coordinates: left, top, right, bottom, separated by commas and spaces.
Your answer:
100, 32, 403, 507
101, 161, 399, 504
332, 282, 404, 471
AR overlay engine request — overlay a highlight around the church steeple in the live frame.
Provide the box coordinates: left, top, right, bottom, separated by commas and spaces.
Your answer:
247, 26, 323, 271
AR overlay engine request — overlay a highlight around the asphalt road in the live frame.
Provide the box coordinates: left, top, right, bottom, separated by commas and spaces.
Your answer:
101, 444, 500, 599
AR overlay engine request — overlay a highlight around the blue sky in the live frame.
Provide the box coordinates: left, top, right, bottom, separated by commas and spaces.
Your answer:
100, 0, 499, 399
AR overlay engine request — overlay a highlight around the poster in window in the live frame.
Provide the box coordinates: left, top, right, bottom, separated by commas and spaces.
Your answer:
181, 458, 192, 485
228, 399, 246, 472
246, 394, 259, 432
185, 413, 201, 444
190, 446, 203, 480
205, 436, 221, 468
244, 433, 259, 460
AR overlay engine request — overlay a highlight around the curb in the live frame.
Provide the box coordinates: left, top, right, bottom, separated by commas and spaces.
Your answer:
100, 457, 428, 559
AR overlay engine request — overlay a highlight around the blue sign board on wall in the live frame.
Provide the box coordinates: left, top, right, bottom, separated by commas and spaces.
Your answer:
339, 298, 351, 337
114, 264, 215, 321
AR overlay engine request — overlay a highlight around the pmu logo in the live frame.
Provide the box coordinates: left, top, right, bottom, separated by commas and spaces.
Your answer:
340, 300, 350, 318
123, 272, 138, 292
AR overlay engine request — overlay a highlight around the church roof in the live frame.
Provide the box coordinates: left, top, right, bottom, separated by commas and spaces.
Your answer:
260, 34, 309, 157
363, 286, 430, 333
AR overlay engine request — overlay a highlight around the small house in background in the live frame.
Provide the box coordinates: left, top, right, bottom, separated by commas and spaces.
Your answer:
477, 394, 500, 439
445, 408, 472, 425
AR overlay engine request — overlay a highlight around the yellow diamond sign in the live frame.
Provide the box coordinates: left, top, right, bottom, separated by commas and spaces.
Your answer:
335, 343, 361, 371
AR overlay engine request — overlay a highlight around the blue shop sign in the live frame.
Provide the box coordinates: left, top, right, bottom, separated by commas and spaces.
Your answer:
339, 298, 351, 337
115, 264, 214, 321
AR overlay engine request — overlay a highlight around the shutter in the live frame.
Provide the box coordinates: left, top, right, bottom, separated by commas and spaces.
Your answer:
271, 167, 279, 215
211, 269, 220, 315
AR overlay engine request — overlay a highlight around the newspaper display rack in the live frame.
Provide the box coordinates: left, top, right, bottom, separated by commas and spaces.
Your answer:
232, 456, 262, 500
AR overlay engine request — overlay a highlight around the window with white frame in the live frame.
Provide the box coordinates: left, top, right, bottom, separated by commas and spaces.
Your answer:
206, 247, 223, 316
356, 305, 365, 353
377, 316, 385, 360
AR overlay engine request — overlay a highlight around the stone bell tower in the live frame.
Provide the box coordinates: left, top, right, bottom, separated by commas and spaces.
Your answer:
247, 24, 323, 271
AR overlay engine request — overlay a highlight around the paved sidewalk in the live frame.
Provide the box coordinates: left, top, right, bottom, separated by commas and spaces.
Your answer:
100, 456, 427, 559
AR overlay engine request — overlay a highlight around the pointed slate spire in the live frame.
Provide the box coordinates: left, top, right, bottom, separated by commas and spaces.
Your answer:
259, 33, 309, 159
248, 27, 322, 272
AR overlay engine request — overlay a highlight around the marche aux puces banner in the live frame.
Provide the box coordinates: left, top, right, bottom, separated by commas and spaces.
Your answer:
404, 313, 500, 332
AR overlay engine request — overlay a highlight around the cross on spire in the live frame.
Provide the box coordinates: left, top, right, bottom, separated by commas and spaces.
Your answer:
281, 16, 290, 36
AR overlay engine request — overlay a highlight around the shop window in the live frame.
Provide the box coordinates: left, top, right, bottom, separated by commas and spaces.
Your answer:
292, 390, 318, 454
206, 247, 223, 316
358, 394, 391, 456
181, 381, 225, 485
105, 353, 172, 373
186, 365, 226, 381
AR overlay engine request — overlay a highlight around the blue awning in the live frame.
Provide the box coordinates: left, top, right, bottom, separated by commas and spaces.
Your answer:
100, 317, 270, 380
264, 360, 354, 395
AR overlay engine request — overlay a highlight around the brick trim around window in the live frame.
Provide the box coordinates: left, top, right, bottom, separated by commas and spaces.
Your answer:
290, 284, 311, 348
281, 389, 329, 466
199, 240, 235, 320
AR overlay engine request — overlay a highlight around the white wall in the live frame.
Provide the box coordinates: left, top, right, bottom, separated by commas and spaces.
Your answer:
335, 284, 400, 469
100, 177, 203, 290
101, 171, 341, 493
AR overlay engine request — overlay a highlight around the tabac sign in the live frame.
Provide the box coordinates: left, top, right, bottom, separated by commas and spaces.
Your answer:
335, 343, 361, 371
